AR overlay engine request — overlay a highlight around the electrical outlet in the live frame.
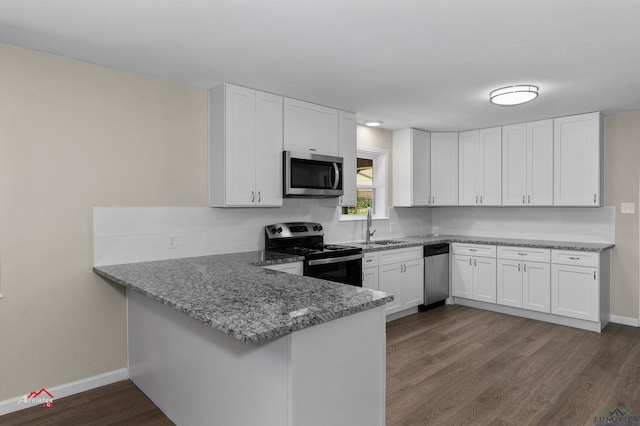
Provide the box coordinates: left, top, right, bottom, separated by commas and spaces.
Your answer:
621, 203, 636, 215
167, 235, 178, 249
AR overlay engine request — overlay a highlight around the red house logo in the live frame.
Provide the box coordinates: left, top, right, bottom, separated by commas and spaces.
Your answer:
17, 388, 54, 407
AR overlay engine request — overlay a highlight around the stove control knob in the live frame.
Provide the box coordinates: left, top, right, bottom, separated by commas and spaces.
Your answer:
276, 227, 283, 234
317, 225, 323, 231
270, 227, 277, 234
313, 225, 319, 231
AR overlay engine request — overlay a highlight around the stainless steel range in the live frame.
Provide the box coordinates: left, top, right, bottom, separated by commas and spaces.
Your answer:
265, 222, 363, 286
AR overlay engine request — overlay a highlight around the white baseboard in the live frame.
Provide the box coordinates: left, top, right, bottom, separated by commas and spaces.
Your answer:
610, 315, 640, 327
0, 368, 129, 417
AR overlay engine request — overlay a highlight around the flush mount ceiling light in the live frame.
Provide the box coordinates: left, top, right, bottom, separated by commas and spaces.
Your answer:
364, 120, 383, 127
489, 85, 539, 106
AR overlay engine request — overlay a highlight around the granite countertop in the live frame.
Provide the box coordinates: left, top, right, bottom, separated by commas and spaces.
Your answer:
349, 234, 614, 253
93, 251, 393, 344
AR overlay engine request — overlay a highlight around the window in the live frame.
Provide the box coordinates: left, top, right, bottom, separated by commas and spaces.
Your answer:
341, 148, 388, 219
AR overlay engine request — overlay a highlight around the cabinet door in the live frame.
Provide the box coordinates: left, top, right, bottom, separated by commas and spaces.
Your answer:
431, 133, 459, 205
255, 91, 283, 206
523, 261, 551, 313
451, 255, 473, 299
527, 119, 553, 206
551, 264, 599, 321
402, 259, 425, 309
474, 257, 497, 303
337, 111, 357, 206
502, 123, 527, 206
497, 259, 522, 308
479, 127, 502, 205
413, 130, 431, 206
392, 129, 430, 206
362, 267, 379, 291
379, 264, 403, 314
284, 98, 339, 156
553, 112, 603, 206
458, 130, 479, 206
224, 85, 257, 206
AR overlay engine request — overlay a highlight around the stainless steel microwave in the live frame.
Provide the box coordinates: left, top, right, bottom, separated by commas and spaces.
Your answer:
283, 151, 343, 197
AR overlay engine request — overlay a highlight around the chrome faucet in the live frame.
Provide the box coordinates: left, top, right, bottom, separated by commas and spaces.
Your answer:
365, 207, 376, 243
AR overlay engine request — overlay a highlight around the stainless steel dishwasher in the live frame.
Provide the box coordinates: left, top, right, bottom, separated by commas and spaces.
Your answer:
421, 243, 450, 309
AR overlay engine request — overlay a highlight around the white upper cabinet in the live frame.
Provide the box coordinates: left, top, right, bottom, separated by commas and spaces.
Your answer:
431, 132, 459, 205
502, 119, 553, 206
209, 83, 283, 207
337, 111, 357, 206
393, 128, 431, 206
458, 127, 501, 206
553, 112, 603, 206
284, 98, 339, 156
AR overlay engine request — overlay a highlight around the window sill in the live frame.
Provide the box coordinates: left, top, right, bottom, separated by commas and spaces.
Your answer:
338, 216, 390, 222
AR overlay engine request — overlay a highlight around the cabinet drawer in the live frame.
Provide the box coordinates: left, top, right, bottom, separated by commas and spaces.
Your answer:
363, 252, 379, 269
552, 250, 599, 268
497, 246, 550, 262
379, 247, 423, 266
452, 243, 496, 258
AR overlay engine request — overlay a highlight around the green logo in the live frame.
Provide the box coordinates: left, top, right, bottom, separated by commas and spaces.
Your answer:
594, 407, 640, 425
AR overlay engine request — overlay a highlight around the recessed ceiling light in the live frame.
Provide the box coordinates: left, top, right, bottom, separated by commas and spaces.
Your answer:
490, 85, 539, 106
364, 120, 383, 127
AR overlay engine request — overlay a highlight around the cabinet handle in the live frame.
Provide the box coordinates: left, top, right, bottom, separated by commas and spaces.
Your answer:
476, 195, 478, 204
474, 258, 477, 266
257, 191, 261, 203
518, 263, 521, 271
528, 195, 531, 204
594, 194, 597, 204
594, 271, 596, 280
523, 195, 525, 204
469, 248, 478, 252
251, 191, 255, 202
518, 252, 528, 256
480, 196, 483, 204
469, 258, 472, 266
432, 196, 435, 204
524, 264, 527, 272
309, 148, 317, 152
365, 258, 373, 263
568, 257, 581, 260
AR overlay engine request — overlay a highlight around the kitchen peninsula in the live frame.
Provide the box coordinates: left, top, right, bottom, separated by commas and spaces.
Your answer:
93, 251, 392, 426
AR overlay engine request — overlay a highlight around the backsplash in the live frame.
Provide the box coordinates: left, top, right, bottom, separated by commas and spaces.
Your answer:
94, 202, 615, 266
432, 206, 615, 243
93, 200, 431, 266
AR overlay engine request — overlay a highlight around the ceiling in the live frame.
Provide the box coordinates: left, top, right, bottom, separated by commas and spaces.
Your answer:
1, 0, 639, 131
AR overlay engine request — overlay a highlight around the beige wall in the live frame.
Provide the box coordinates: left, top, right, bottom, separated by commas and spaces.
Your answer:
0, 44, 208, 400
605, 112, 640, 320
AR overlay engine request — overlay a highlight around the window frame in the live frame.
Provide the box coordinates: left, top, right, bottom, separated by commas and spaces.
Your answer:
340, 147, 389, 221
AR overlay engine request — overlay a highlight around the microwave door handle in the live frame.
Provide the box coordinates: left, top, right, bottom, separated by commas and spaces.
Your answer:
332, 163, 340, 190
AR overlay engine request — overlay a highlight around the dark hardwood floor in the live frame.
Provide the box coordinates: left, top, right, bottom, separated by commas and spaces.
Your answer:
2, 305, 639, 425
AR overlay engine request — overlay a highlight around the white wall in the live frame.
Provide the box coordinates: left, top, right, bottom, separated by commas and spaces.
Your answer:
431, 206, 615, 243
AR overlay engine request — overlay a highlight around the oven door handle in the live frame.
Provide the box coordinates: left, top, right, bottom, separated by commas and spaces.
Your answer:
307, 253, 363, 266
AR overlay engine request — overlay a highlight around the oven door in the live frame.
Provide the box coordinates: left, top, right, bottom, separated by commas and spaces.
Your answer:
305, 254, 363, 287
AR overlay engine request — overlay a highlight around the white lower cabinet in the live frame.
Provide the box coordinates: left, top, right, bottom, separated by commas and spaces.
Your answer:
362, 252, 379, 291
497, 246, 551, 313
378, 247, 424, 315
451, 244, 497, 303
263, 262, 303, 275
551, 250, 602, 321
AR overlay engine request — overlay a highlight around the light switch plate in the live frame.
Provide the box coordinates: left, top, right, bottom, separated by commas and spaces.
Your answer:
621, 203, 636, 214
